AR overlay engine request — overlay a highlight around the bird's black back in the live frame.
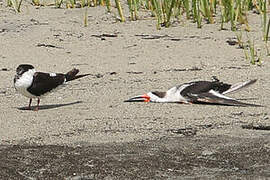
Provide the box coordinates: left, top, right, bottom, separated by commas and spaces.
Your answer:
27, 72, 66, 96
180, 81, 231, 97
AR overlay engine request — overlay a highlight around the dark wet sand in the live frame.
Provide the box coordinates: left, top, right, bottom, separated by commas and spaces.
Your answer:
1, 134, 270, 179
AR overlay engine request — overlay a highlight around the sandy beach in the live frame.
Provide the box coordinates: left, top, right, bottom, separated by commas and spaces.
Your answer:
0, 1, 270, 179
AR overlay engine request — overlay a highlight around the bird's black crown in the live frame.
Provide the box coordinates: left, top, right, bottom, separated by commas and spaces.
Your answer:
16, 64, 35, 75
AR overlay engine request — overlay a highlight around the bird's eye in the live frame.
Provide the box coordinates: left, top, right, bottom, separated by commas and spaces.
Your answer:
17, 69, 23, 75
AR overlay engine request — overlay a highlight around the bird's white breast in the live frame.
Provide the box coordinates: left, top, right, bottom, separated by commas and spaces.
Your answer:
14, 69, 37, 98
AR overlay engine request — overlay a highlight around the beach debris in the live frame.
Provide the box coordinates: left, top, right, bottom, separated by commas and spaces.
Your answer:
201, 150, 215, 156
167, 128, 197, 136
221, 66, 245, 70
135, 34, 170, 39
135, 34, 174, 40
0, 29, 7, 33
0, 68, 9, 71
124, 44, 137, 49
165, 66, 202, 72
71, 63, 89, 66
135, 34, 211, 41
126, 71, 143, 74
93, 73, 103, 78
109, 72, 117, 75
91, 33, 118, 40
30, 19, 49, 25
226, 39, 238, 46
0, 91, 6, 94
242, 124, 270, 131
36, 43, 63, 49
196, 124, 213, 129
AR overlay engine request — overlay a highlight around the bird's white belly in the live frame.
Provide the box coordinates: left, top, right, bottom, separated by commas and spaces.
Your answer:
14, 69, 38, 99
15, 85, 37, 98
165, 94, 188, 103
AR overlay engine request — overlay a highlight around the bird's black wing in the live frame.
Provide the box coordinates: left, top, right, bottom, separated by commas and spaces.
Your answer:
27, 72, 66, 96
180, 81, 231, 97
179, 81, 261, 106
189, 91, 261, 107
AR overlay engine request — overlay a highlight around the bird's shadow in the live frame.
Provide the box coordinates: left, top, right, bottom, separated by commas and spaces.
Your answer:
17, 101, 83, 111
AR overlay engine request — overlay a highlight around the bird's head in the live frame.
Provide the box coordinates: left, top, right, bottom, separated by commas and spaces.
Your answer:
16, 64, 35, 76
124, 91, 166, 103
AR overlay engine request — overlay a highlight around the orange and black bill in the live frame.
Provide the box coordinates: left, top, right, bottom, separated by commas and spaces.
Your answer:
124, 94, 150, 102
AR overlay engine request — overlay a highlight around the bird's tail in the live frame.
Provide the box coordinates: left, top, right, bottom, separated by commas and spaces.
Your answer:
65, 68, 90, 82
222, 79, 257, 94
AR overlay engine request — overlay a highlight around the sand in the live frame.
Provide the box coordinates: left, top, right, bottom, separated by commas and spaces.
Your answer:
0, 1, 270, 179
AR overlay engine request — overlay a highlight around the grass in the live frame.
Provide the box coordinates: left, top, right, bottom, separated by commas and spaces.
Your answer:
235, 30, 244, 48
32, 0, 40, 6
84, 8, 88, 27
105, 0, 111, 12
54, 0, 63, 8
6, 0, 269, 30
4, 0, 270, 65
127, 0, 139, 20
247, 39, 256, 65
7, 0, 23, 12
243, 35, 262, 65
115, 0, 125, 22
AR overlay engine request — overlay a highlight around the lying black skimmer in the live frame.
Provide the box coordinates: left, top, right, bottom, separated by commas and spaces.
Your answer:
14, 64, 90, 111
125, 78, 261, 107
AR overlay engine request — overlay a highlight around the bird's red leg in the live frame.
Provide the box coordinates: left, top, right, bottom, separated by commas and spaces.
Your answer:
34, 98, 40, 111
179, 101, 193, 105
28, 98, 32, 110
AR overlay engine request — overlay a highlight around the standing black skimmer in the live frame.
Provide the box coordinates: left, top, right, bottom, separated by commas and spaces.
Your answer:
14, 64, 90, 111
125, 78, 261, 107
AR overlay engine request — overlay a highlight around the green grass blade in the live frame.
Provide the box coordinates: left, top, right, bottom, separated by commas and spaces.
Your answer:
115, 0, 125, 22
165, 0, 176, 27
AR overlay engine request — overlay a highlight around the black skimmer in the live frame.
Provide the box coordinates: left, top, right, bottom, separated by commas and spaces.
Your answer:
14, 64, 90, 111
125, 78, 261, 107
